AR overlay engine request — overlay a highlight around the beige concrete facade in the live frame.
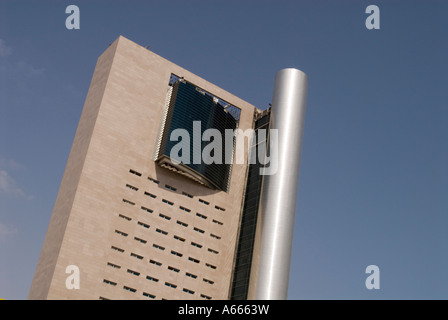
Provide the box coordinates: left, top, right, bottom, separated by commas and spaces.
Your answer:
29, 36, 258, 300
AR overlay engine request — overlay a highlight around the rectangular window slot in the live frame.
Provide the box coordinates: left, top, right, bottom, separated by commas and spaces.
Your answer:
143, 292, 156, 299
123, 286, 136, 293
177, 220, 188, 227
179, 206, 191, 212
149, 259, 162, 266
165, 184, 177, 191
156, 228, 168, 235
148, 177, 159, 184
127, 269, 140, 276
200, 294, 212, 300
165, 282, 177, 289
198, 199, 210, 205
115, 230, 128, 237
129, 169, 142, 177
182, 192, 193, 198
107, 262, 121, 269
126, 184, 138, 191
103, 279, 117, 286
168, 266, 180, 273
111, 246, 124, 253
134, 237, 147, 244
162, 199, 174, 206
205, 263, 217, 270
214, 205, 226, 211
208, 248, 219, 254
203, 278, 214, 285
146, 276, 159, 282
186, 272, 197, 279
159, 213, 171, 220
122, 199, 135, 205
144, 191, 157, 198
130, 253, 143, 260
171, 250, 183, 257
174, 235, 185, 242
191, 242, 202, 248
118, 214, 132, 221
212, 219, 223, 226
196, 213, 207, 219
138, 221, 150, 229
183, 288, 195, 295
194, 227, 204, 234
210, 234, 221, 240
141, 206, 153, 213
153, 244, 165, 251
188, 257, 200, 264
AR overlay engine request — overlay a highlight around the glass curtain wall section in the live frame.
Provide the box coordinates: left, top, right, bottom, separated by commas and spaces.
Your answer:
156, 79, 240, 192
230, 111, 270, 300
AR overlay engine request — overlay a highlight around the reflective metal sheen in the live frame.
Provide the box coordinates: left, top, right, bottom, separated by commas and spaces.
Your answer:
255, 68, 308, 300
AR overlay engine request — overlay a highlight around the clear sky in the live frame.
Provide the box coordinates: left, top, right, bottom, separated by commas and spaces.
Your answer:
0, 0, 447, 300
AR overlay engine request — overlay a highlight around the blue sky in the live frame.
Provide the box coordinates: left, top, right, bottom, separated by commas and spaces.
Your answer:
0, 0, 447, 300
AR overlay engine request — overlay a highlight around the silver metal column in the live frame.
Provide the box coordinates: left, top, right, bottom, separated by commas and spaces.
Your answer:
255, 68, 308, 300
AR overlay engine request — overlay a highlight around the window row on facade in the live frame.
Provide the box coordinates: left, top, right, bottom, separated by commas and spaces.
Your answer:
128, 169, 227, 212
116, 211, 222, 253
110, 240, 219, 271
107, 262, 216, 285
122, 198, 224, 229
101, 276, 212, 300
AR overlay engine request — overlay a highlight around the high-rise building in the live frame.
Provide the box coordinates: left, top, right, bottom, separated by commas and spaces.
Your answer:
29, 36, 307, 300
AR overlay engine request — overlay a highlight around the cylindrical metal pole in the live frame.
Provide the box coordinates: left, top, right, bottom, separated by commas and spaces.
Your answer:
255, 68, 308, 300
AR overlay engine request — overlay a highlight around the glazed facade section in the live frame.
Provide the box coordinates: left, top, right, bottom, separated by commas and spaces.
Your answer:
230, 111, 270, 300
155, 80, 239, 192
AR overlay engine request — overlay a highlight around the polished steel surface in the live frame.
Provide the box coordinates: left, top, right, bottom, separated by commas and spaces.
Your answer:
254, 68, 308, 300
